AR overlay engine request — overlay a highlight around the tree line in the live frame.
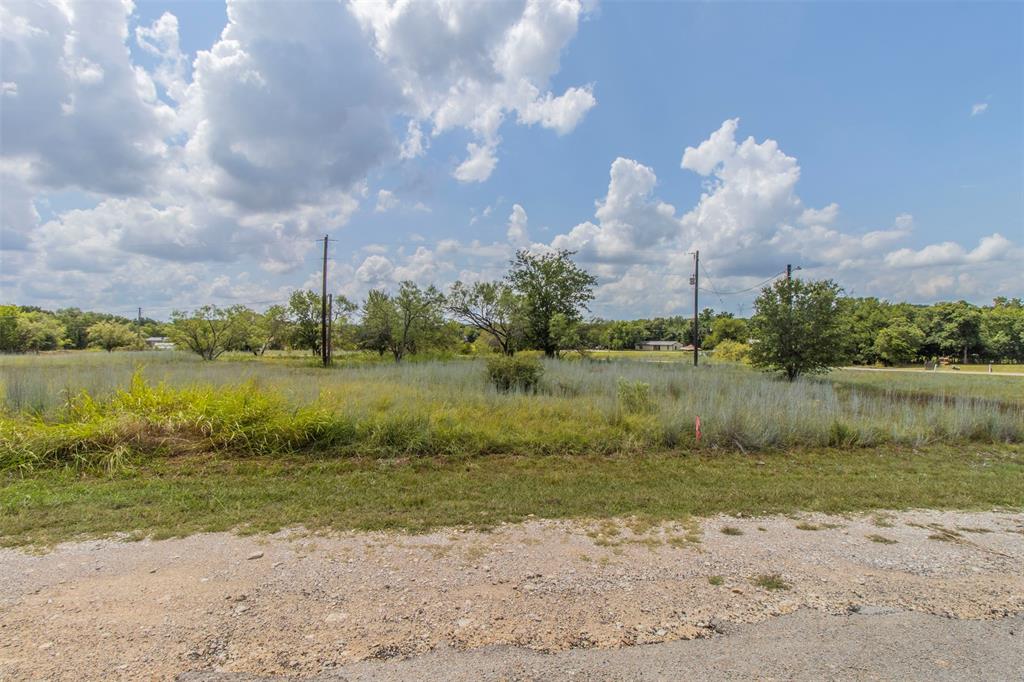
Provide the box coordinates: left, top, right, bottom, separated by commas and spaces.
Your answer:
2, 251, 1021, 374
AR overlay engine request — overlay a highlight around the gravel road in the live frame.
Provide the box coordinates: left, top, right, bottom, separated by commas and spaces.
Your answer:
181, 609, 1024, 681
1, 510, 1022, 680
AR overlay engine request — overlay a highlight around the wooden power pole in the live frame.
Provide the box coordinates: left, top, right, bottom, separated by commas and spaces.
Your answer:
693, 250, 699, 367
321, 234, 329, 367
327, 293, 333, 365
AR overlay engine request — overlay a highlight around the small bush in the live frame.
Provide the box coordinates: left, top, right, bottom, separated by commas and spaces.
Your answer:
485, 355, 544, 393
713, 340, 751, 363
617, 378, 655, 414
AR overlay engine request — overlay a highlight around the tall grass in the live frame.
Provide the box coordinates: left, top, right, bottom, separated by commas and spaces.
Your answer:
1, 352, 1021, 471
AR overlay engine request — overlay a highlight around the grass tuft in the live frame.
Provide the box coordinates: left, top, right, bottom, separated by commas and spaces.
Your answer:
753, 573, 790, 591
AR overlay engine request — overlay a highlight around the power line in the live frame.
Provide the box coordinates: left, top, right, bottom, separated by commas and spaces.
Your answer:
699, 269, 788, 297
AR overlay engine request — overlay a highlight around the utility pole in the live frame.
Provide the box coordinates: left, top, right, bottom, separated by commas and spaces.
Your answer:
327, 293, 333, 365
321, 234, 329, 368
693, 250, 699, 367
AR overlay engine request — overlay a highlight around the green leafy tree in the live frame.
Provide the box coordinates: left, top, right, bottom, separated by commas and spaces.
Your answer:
226, 306, 290, 356
359, 283, 445, 361
358, 289, 396, 357
446, 280, 524, 355
873, 319, 925, 366
919, 301, 982, 363
980, 298, 1024, 362
288, 290, 324, 355
549, 312, 584, 357
15, 312, 66, 352
704, 316, 749, 349
834, 297, 895, 365
87, 320, 139, 352
329, 296, 358, 352
506, 249, 597, 357
602, 319, 649, 350
749, 278, 843, 380
0, 305, 20, 352
168, 305, 249, 360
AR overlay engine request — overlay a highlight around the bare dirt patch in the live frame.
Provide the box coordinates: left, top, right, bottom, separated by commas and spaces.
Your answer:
1, 510, 1022, 680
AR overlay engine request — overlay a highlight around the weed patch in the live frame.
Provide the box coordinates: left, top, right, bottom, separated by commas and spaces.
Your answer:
753, 573, 790, 591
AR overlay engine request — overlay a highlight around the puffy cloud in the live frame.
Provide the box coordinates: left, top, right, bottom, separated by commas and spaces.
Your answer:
375, 190, 399, 213
506, 204, 530, 246
399, 120, 426, 160
454, 142, 499, 183
0, 0, 171, 195
187, 0, 402, 212
542, 118, 1022, 316
551, 157, 682, 264
351, 0, 596, 182
884, 233, 1018, 268
679, 118, 802, 267
356, 254, 395, 284
2, 0, 595, 310
135, 12, 188, 102
799, 203, 839, 227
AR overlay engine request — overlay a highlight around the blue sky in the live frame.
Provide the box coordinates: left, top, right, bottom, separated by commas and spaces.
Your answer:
2, 0, 1021, 319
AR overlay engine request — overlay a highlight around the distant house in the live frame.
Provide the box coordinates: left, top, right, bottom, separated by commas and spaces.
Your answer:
145, 336, 175, 351
635, 340, 685, 351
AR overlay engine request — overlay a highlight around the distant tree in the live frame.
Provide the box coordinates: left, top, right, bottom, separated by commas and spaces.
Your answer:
168, 305, 249, 360
359, 283, 445, 362
226, 305, 289, 356
288, 290, 324, 356
446, 280, 523, 356
834, 297, 895, 365
15, 312, 66, 352
749, 278, 843, 380
704, 316, 749, 349
603, 319, 649, 350
549, 312, 585, 357
920, 301, 982, 363
329, 295, 359, 352
359, 289, 397, 357
506, 249, 597, 357
0, 305, 20, 352
873, 319, 925, 366
392, 281, 445, 361
87, 320, 138, 352
980, 298, 1024, 363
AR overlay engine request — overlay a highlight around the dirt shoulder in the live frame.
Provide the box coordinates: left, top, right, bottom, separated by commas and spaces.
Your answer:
1, 510, 1022, 680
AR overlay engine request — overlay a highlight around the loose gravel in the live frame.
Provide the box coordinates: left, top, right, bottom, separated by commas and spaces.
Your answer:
1, 510, 1022, 680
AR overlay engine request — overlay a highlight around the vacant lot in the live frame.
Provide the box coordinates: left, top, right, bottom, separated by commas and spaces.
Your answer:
1, 352, 1022, 679
2, 352, 1021, 469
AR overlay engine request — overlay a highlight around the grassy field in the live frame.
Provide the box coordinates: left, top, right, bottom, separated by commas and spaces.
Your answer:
826, 368, 1024, 406
1, 351, 1021, 470
1, 351, 1021, 545
2, 445, 1021, 546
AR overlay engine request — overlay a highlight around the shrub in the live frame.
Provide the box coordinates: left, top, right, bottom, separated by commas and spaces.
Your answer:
713, 340, 750, 363
486, 355, 544, 392
617, 378, 655, 414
